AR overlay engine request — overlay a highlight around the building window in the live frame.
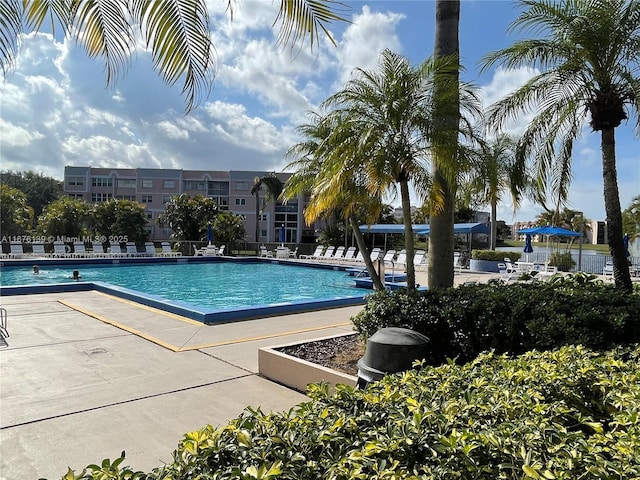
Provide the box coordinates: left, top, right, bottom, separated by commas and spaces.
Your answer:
117, 179, 136, 188
260, 229, 267, 238
115, 195, 136, 200
163, 195, 172, 203
91, 177, 113, 187
141, 195, 153, 203
68, 193, 84, 199
184, 180, 206, 190
91, 193, 112, 202
146, 212, 153, 220
141, 179, 153, 188
163, 180, 176, 188
67, 177, 84, 186
258, 213, 268, 222
235, 198, 246, 206
235, 181, 249, 191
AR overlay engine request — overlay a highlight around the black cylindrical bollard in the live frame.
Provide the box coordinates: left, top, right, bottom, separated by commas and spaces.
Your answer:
356, 327, 430, 388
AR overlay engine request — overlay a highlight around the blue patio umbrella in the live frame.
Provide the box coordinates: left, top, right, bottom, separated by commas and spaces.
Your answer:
280, 224, 286, 245
624, 233, 630, 257
523, 234, 534, 259
207, 223, 214, 245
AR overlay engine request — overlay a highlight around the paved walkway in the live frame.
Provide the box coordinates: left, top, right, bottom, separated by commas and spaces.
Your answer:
0, 291, 360, 479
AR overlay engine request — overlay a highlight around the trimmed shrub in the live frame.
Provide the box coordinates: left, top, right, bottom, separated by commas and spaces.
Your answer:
64, 345, 640, 479
471, 249, 521, 262
352, 276, 640, 365
548, 251, 575, 271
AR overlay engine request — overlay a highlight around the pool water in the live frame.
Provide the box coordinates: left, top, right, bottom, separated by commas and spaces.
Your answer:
0, 262, 358, 309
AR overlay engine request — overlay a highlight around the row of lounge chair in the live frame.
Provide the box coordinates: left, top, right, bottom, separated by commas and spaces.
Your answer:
1, 241, 181, 259
297, 245, 428, 270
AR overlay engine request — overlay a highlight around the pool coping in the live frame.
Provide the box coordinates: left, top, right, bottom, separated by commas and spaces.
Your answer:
0, 256, 369, 324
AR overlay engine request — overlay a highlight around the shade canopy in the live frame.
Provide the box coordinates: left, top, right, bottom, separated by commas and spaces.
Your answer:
517, 225, 580, 237
359, 223, 490, 235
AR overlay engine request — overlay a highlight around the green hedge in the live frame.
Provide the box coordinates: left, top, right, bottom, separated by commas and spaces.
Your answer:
352, 275, 640, 365
63, 345, 640, 479
471, 250, 521, 262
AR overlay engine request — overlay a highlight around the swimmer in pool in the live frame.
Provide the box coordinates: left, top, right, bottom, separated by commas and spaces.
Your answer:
69, 270, 81, 280
33, 265, 40, 274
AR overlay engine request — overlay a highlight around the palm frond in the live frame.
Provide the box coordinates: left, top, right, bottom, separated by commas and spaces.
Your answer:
0, 0, 23, 75
132, 0, 216, 113
274, 0, 350, 52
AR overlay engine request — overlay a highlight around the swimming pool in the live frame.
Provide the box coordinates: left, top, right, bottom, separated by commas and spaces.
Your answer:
0, 258, 367, 323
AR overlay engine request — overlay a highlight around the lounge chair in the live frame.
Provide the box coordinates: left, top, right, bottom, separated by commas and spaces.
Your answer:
217, 245, 225, 256
30, 242, 49, 257
327, 246, 345, 262
160, 242, 182, 257
300, 245, 324, 260
9, 242, 24, 259
52, 241, 70, 258
603, 261, 614, 277
126, 242, 143, 257
144, 242, 156, 257
72, 242, 89, 258
339, 246, 358, 263
92, 241, 108, 257
496, 263, 516, 283
382, 249, 397, 264
318, 246, 336, 261
259, 245, 273, 258
196, 244, 218, 256
109, 244, 127, 257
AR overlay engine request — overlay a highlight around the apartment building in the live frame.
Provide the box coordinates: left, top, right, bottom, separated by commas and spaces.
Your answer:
63, 166, 314, 243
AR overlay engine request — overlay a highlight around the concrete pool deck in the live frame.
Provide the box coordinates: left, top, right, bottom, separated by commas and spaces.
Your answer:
0, 290, 362, 479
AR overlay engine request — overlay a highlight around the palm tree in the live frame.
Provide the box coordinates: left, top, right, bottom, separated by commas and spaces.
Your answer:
0, 1, 347, 112
428, 0, 461, 290
251, 174, 283, 243
462, 134, 527, 250
481, 0, 638, 292
283, 110, 386, 290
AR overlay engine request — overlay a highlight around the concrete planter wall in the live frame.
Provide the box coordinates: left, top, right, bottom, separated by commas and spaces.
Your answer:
258, 332, 358, 393
469, 259, 502, 273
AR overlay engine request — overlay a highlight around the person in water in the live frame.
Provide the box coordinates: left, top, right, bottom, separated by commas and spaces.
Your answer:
33, 265, 40, 274
70, 270, 81, 280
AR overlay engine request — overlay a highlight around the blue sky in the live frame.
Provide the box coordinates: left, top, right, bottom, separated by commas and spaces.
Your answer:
0, 0, 637, 223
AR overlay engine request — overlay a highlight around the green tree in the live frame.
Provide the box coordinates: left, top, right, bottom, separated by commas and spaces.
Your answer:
428, 0, 462, 290
284, 110, 386, 290
36, 196, 91, 239
463, 134, 526, 250
0, 1, 347, 113
92, 200, 149, 242
251, 174, 284, 243
0, 170, 63, 217
157, 194, 218, 242
322, 48, 481, 291
482, 0, 639, 292
213, 212, 245, 253
0, 184, 34, 237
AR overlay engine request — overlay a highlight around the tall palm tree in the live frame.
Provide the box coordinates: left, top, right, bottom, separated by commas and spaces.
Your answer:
283, 111, 386, 290
0, 1, 347, 112
251, 174, 283, 243
462, 134, 527, 250
428, 0, 462, 290
481, 0, 639, 292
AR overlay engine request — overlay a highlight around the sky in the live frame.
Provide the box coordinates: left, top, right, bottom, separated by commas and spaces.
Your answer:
0, 0, 638, 224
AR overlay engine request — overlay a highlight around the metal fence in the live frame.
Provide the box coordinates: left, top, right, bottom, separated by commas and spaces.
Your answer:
517, 252, 639, 275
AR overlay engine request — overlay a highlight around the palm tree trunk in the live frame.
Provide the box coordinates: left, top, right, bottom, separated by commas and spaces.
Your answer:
349, 215, 384, 290
490, 200, 497, 250
400, 179, 416, 290
428, 0, 460, 290
254, 189, 260, 244
601, 128, 632, 292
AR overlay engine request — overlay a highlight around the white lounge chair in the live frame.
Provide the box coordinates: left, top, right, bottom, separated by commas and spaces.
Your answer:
339, 246, 358, 263
160, 242, 182, 257
92, 241, 108, 257
300, 245, 324, 260
196, 244, 218, 256
109, 244, 127, 257
144, 242, 156, 257
52, 241, 70, 258
318, 246, 336, 261
603, 261, 614, 277
126, 242, 143, 257
217, 245, 225, 256
327, 246, 345, 262
382, 249, 397, 264
259, 245, 273, 258
72, 242, 89, 258
9, 242, 24, 259
31, 242, 49, 257
0, 306, 8, 349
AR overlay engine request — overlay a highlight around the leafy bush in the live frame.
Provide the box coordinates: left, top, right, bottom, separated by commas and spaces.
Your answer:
352, 276, 640, 365
61, 345, 640, 479
548, 251, 575, 271
471, 249, 521, 262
